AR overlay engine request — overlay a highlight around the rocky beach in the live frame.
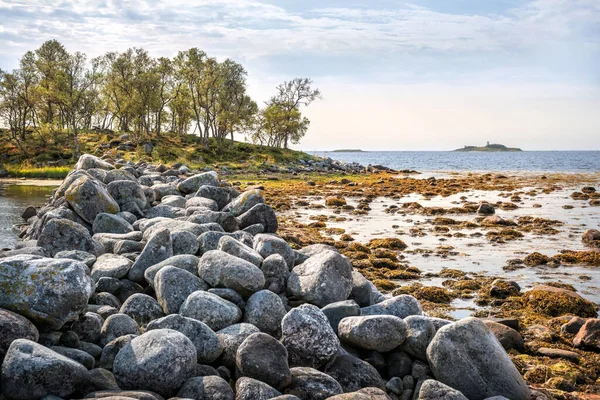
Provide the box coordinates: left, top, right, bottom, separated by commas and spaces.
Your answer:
0, 154, 599, 400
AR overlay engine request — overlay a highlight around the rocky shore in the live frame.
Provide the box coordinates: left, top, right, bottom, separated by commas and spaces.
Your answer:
0, 154, 596, 399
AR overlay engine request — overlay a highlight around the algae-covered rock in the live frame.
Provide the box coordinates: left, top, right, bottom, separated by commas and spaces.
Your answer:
0, 255, 92, 329
524, 285, 597, 318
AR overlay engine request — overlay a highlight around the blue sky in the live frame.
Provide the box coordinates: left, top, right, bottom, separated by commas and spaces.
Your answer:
0, 0, 599, 150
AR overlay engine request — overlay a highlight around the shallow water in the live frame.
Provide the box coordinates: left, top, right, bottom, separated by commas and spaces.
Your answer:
310, 151, 600, 173
286, 182, 600, 310
0, 183, 56, 249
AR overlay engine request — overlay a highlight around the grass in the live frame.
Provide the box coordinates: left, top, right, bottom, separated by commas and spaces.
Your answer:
4, 166, 71, 179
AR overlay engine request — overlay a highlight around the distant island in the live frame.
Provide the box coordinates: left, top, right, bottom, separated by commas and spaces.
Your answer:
333, 149, 365, 152
454, 142, 522, 152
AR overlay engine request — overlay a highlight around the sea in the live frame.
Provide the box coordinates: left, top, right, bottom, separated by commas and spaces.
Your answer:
308, 151, 600, 173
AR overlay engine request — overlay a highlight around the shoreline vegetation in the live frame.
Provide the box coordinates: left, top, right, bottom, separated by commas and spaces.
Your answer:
454, 143, 523, 152
332, 149, 365, 152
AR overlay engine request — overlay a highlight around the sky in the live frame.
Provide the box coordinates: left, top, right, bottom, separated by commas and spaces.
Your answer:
0, 0, 599, 150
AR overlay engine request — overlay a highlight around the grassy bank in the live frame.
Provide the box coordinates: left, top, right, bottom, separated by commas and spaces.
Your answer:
0, 129, 320, 178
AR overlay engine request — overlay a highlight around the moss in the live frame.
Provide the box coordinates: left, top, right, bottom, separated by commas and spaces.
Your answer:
368, 238, 408, 250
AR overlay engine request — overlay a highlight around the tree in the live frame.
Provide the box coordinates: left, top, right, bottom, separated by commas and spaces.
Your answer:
34, 39, 69, 127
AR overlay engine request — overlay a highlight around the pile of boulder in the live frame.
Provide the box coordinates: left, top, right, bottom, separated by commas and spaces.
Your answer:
0, 154, 532, 400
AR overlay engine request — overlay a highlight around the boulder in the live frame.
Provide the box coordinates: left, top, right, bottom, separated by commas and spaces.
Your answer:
65, 176, 120, 224
0, 339, 92, 399
236, 332, 292, 389
418, 379, 468, 400
186, 196, 219, 211
0, 255, 92, 329
99, 313, 141, 347
244, 290, 287, 337
254, 234, 295, 268
93, 213, 133, 234
107, 180, 147, 210
143, 254, 199, 286
177, 171, 220, 194
38, 218, 101, 257
113, 329, 196, 397
582, 229, 600, 248
483, 320, 524, 352
154, 266, 208, 314
216, 323, 261, 368
261, 254, 290, 294
287, 251, 353, 307
180, 291, 242, 331
119, 293, 164, 326
322, 300, 361, 335
197, 251, 265, 297
218, 236, 263, 267
0, 308, 39, 357
239, 204, 278, 233
128, 229, 173, 282
338, 315, 407, 352
284, 367, 343, 400
235, 377, 282, 400
281, 304, 339, 368
91, 254, 133, 281
195, 185, 231, 210
524, 285, 597, 318
477, 203, 495, 215
426, 317, 530, 400
361, 295, 423, 319
573, 318, 600, 351
223, 189, 264, 217
71, 312, 104, 344
76, 154, 114, 171
400, 316, 436, 361
177, 375, 234, 400
172, 230, 200, 255
323, 354, 386, 393
147, 314, 223, 363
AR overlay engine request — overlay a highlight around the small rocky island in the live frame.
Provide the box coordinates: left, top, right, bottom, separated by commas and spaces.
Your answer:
454, 142, 522, 152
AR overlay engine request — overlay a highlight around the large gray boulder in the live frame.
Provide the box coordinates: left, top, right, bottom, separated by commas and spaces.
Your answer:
113, 329, 197, 397
238, 204, 278, 233
401, 315, 436, 361
99, 313, 141, 347
180, 291, 242, 331
0, 308, 39, 358
38, 218, 101, 257
236, 332, 292, 389
418, 379, 468, 400
119, 293, 164, 326
426, 318, 530, 400
235, 377, 282, 400
75, 154, 114, 171
195, 185, 231, 210
323, 353, 386, 393
177, 171, 220, 194
321, 300, 361, 336
284, 367, 343, 400
261, 254, 290, 294
65, 176, 120, 224
244, 290, 287, 337
0, 255, 92, 329
338, 315, 407, 352
216, 323, 261, 368
218, 236, 263, 266
143, 254, 199, 286
91, 253, 133, 281
154, 266, 208, 314
92, 213, 133, 234
177, 375, 234, 400
128, 228, 173, 282
197, 251, 265, 297
107, 180, 148, 210
147, 314, 223, 364
223, 189, 264, 216
1, 339, 91, 399
361, 295, 423, 319
287, 251, 353, 307
253, 234, 295, 267
281, 304, 339, 369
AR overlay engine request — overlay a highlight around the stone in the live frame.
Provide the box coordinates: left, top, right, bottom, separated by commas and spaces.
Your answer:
0, 308, 39, 357
536, 347, 580, 363
287, 250, 353, 307
582, 229, 600, 248
388, 351, 413, 378
99, 313, 141, 347
236, 332, 292, 389
338, 315, 407, 352
65, 176, 120, 224
483, 320, 524, 352
573, 318, 600, 350
197, 250, 265, 297
143, 254, 200, 286
238, 204, 278, 233
244, 290, 287, 337
55, 250, 97, 267
128, 229, 173, 282
361, 295, 423, 319
418, 379, 468, 400
261, 253, 290, 294
38, 218, 101, 257
254, 234, 295, 267
195, 185, 231, 210
107, 180, 147, 210
561, 316, 586, 334
98, 334, 136, 370
113, 329, 196, 397
426, 317, 530, 400
400, 316, 436, 361
71, 312, 104, 344
177, 376, 234, 400
180, 291, 242, 331
223, 189, 264, 217
323, 354, 386, 393
119, 294, 164, 326
93, 213, 133, 235
177, 171, 219, 194
524, 285, 597, 318
186, 196, 219, 211
104, 168, 137, 184
50, 345, 95, 369
154, 266, 208, 314
21, 206, 37, 219
0, 339, 91, 399
91, 254, 133, 281
147, 314, 223, 364
142, 218, 209, 240
209, 288, 246, 310
76, 154, 114, 170
281, 304, 340, 369
350, 271, 375, 307
216, 323, 261, 368
235, 377, 282, 400
218, 236, 263, 266
172, 230, 200, 255
477, 203, 495, 215
161, 194, 186, 208
284, 367, 343, 400
0, 255, 92, 329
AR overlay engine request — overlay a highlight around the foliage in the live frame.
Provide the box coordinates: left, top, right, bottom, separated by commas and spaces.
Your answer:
0, 40, 321, 159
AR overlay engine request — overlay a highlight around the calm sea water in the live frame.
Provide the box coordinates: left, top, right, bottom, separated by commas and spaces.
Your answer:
309, 151, 600, 173
0, 184, 55, 249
